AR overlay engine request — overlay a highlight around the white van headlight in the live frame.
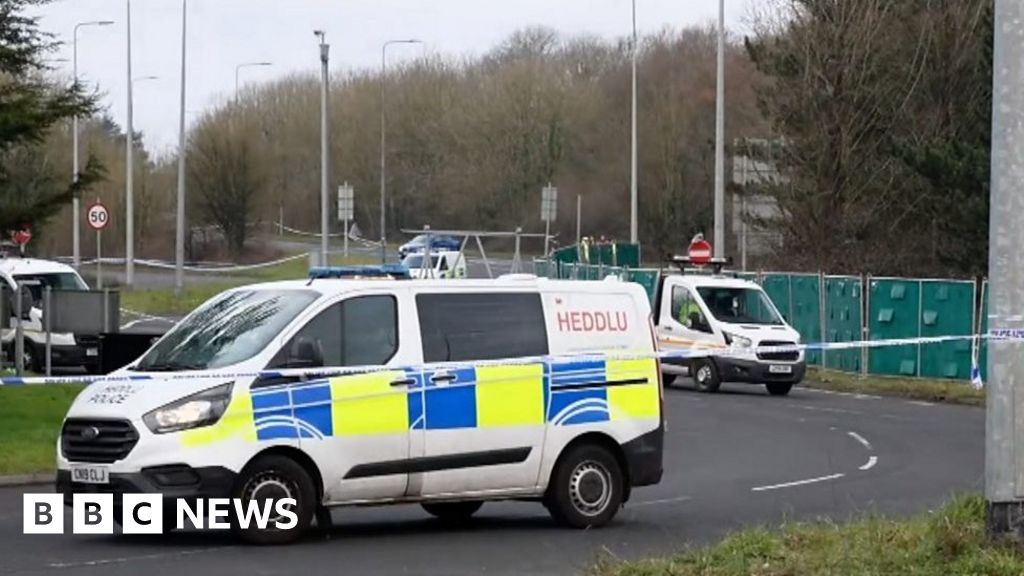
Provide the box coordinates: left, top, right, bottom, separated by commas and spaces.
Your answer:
143, 383, 233, 434
725, 332, 753, 349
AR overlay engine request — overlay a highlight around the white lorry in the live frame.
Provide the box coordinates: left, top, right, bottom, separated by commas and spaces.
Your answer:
0, 257, 98, 372
652, 268, 805, 396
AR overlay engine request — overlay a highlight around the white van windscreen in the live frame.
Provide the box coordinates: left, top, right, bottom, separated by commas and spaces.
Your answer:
696, 287, 784, 326
134, 289, 319, 372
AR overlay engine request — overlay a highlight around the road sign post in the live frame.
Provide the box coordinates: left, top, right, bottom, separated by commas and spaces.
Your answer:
541, 183, 558, 257
87, 200, 110, 289
338, 182, 354, 259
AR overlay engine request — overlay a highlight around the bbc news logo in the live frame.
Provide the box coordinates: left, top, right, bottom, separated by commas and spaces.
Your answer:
23, 494, 298, 534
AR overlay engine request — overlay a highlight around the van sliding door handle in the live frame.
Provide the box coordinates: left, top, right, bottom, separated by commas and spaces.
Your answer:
430, 374, 457, 384
390, 378, 416, 388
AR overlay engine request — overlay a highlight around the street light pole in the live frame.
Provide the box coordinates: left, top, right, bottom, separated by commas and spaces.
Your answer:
629, 0, 638, 245
713, 0, 726, 258
235, 61, 272, 100
72, 20, 113, 270
174, 0, 187, 295
380, 39, 423, 265
316, 31, 330, 266
125, 0, 135, 287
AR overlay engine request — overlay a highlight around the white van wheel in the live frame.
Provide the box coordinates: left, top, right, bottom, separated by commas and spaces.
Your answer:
693, 360, 721, 393
546, 443, 623, 528
232, 455, 316, 545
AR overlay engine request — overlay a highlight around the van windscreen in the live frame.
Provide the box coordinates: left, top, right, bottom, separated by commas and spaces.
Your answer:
416, 292, 549, 362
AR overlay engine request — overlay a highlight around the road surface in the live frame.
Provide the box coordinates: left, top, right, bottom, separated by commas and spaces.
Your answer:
0, 383, 982, 575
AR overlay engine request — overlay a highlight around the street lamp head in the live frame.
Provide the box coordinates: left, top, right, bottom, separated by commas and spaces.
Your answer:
98, 20, 115, 26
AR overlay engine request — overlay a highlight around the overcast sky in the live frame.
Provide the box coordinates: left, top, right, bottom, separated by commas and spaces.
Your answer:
37, 0, 756, 156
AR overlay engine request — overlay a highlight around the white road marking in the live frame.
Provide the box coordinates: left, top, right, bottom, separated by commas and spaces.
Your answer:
632, 496, 692, 507
804, 388, 882, 400
751, 473, 845, 492
907, 400, 935, 407
47, 547, 232, 569
847, 431, 873, 450
860, 456, 878, 471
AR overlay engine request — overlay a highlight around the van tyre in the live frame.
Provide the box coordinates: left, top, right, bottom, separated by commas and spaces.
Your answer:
661, 372, 677, 388
546, 443, 624, 529
766, 382, 793, 396
232, 455, 316, 545
692, 359, 721, 393
421, 501, 483, 524
21, 343, 41, 373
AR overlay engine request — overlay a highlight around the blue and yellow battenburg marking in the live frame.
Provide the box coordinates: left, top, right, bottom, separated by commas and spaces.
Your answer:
185, 355, 659, 445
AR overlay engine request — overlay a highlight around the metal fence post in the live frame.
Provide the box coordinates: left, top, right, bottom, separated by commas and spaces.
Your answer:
44, 285, 52, 377
819, 271, 827, 369
862, 274, 871, 377
917, 279, 924, 377
14, 284, 23, 375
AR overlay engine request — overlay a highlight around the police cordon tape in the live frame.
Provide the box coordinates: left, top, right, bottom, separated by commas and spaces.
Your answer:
0, 332, 1016, 387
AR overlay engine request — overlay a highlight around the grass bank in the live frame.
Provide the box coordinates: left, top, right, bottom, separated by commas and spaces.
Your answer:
121, 252, 375, 317
803, 367, 984, 406
593, 495, 1024, 576
0, 385, 84, 475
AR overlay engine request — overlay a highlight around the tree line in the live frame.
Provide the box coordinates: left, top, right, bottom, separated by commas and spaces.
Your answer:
12, 0, 994, 278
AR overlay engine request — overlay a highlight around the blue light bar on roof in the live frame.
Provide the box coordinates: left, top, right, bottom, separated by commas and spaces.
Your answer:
308, 264, 411, 280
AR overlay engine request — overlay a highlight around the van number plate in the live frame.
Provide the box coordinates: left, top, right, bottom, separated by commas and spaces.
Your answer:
71, 465, 108, 485
769, 365, 793, 374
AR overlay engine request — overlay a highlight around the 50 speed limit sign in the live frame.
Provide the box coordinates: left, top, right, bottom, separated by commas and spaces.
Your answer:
87, 201, 110, 231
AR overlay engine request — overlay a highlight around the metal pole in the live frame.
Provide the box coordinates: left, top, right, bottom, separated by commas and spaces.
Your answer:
235, 62, 272, 101
513, 227, 522, 274
544, 219, 551, 258
741, 154, 748, 271
986, 0, 1024, 538
73, 26, 81, 269
14, 284, 22, 375
125, 0, 135, 288
44, 285, 51, 377
278, 204, 284, 236
318, 32, 330, 267
629, 0, 638, 245
713, 0, 726, 258
97, 231, 102, 290
380, 43, 387, 265
344, 218, 349, 259
576, 194, 582, 248
174, 0, 187, 295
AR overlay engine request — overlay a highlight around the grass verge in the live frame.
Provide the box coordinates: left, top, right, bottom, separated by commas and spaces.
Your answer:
0, 385, 84, 475
121, 253, 375, 317
803, 367, 985, 406
592, 495, 1024, 576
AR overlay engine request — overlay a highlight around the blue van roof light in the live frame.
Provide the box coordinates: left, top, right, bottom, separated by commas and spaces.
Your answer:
308, 265, 411, 280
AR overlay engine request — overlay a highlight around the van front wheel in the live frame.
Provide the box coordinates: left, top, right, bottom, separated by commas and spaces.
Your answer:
232, 455, 316, 545
692, 359, 721, 393
546, 443, 623, 529
766, 382, 793, 396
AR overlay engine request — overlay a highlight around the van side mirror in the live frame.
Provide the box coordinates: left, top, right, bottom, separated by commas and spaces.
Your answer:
287, 337, 324, 369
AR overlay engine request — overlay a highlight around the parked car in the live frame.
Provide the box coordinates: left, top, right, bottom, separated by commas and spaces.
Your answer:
398, 234, 461, 259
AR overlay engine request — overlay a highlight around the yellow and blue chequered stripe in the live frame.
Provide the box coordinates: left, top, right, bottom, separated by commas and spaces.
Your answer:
235, 355, 658, 443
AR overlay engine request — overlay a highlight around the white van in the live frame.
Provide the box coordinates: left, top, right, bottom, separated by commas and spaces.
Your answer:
401, 250, 467, 279
57, 269, 663, 544
0, 257, 97, 372
653, 272, 805, 396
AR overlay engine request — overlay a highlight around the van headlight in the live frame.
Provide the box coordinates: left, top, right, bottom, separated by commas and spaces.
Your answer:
143, 383, 233, 434
724, 332, 753, 349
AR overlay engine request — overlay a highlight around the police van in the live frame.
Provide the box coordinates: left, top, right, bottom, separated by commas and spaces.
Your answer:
402, 250, 467, 279
653, 259, 805, 396
57, 267, 664, 544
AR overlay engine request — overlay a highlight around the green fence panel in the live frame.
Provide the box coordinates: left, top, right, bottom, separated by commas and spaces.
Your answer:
919, 280, 975, 380
790, 274, 823, 366
553, 245, 579, 265
824, 276, 863, 373
980, 280, 989, 381
626, 269, 661, 305
868, 278, 921, 376
761, 274, 793, 322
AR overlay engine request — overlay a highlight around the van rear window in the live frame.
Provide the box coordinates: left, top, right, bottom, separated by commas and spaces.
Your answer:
416, 293, 549, 362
